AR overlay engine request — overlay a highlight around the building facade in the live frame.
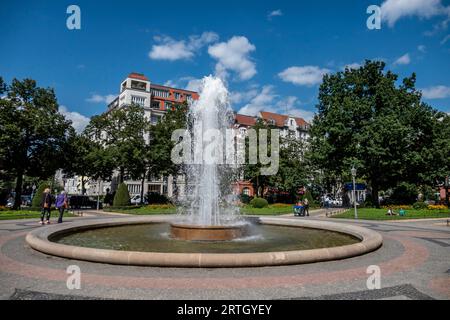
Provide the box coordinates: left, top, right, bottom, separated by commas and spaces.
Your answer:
65, 72, 310, 201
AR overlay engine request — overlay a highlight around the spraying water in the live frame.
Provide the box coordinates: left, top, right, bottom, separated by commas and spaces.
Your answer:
182, 76, 240, 226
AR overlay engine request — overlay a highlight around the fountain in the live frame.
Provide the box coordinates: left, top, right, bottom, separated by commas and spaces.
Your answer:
25, 76, 383, 268
171, 76, 246, 241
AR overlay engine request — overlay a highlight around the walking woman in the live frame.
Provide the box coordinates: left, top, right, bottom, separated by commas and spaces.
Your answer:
40, 188, 52, 225
56, 191, 68, 223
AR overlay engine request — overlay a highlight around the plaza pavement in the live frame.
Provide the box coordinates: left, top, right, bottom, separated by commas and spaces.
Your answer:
0, 209, 449, 300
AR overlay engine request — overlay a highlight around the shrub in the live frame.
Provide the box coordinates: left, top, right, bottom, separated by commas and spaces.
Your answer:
412, 201, 428, 210
390, 183, 418, 205
31, 183, 50, 208
240, 193, 252, 204
146, 192, 169, 204
113, 183, 131, 207
250, 197, 268, 208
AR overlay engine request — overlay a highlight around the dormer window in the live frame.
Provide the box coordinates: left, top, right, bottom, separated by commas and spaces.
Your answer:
131, 80, 146, 91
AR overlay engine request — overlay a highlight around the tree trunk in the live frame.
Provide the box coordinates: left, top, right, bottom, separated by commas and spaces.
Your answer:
13, 169, 23, 210
372, 182, 380, 208
119, 167, 125, 184
81, 176, 86, 195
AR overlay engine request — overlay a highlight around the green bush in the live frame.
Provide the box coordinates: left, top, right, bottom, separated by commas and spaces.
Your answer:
31, 183, 50, 208
146, 192, 169, 204
240, 193, 252, 204
390, 183, 418, 205
412, 201, 428, 210
250, 197, 269, 208
113, 183, 131, 207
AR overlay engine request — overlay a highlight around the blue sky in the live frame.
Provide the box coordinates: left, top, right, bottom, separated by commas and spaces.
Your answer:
1, 0, 450, 131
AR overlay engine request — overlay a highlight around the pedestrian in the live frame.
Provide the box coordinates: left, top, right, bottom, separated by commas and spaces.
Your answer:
304, 198, 310, 217
294, 200, 303, 216
55, 191, 68, 223
40, 188, 52, 225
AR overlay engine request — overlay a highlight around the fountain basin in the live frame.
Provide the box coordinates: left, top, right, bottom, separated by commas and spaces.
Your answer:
170, 223, 249, 241
26, 216, 382, 268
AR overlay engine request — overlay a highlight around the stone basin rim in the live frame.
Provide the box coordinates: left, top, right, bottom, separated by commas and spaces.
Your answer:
25, 216, 383, 268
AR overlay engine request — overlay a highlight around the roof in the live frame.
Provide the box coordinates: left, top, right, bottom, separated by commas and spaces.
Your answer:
259, 111, 308, 128
150, 83, 198, 94
235, 114, 257, 126
128, 73, 149, 81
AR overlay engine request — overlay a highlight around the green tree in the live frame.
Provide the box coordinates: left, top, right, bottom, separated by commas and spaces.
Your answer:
31, 182, 50, 208
62, 132, 115, 195
84, 104, 149, 184
0, 78, 73, 209
309, 60, 447, 207
113, 182, 131, 207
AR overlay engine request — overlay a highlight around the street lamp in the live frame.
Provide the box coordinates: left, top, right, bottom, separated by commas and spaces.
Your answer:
351, 166, 358, 219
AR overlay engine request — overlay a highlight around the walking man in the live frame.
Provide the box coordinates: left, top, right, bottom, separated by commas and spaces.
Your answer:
55, 191, 68, 223
304, 198, 310, 217
40, 188, 52, 225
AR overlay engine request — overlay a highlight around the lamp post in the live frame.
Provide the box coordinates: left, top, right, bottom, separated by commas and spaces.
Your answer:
351, 166, 358, 219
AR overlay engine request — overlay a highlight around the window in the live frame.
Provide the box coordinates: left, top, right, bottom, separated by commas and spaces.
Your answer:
148, 184, 161, 194
243, 187, 250, 196
131, 81, 146, 91
239, 128, 247, 135
174, 92, 182, 100
165, 101, 172, 109
131, 95, 146, 106
151, 101, 160, 109
150, 115, 160, 125
186, 94, 193, 103
151, 89, 170, 98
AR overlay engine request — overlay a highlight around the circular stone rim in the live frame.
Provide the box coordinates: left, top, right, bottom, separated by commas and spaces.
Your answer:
25, 216, 383, 268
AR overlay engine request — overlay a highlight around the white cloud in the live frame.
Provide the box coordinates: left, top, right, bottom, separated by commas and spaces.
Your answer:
421, 85, 450, 99
276, 96, 315, 122
393, 53, 411, 65
185, 78, 203, 92
86, 94, 116, 104
208, 36, 257, 81
229, 88, 259, 105
149, 31, 219, 61
381, 0, 446, 27
278, 66, 330, 86
343, 62, 362, 70
236, 86, 314, 122
59, 106, 90, 133
268, 9, 283, 20
441, 34, 450, 44
238, 85, 278, 116
418, 45, 427, 53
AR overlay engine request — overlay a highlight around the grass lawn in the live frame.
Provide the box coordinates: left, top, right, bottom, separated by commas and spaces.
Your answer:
332, 208, 450, 220
0, 210, 76, 220
103, 206, 177, 215
103, 204, 302, 216
241, 205, 295, 216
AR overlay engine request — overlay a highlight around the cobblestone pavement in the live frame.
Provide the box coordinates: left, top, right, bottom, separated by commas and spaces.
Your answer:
0, 211, 449, 300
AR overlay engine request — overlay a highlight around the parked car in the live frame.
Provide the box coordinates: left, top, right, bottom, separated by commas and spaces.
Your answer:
69, 195, 102, 209
21, 195, 32, 207
130, 194, 147, 205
